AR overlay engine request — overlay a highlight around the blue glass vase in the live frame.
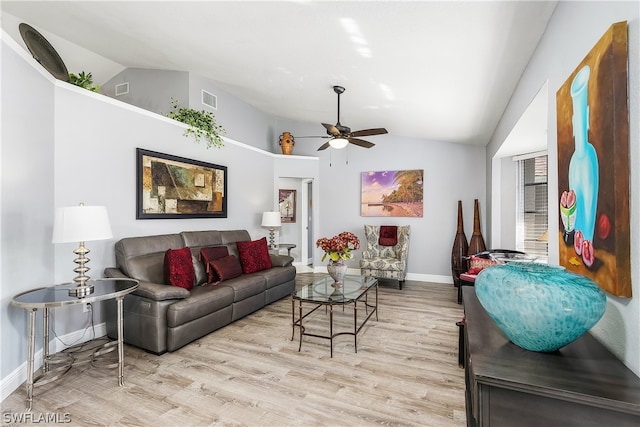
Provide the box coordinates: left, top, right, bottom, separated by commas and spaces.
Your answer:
475, 263, 606, 352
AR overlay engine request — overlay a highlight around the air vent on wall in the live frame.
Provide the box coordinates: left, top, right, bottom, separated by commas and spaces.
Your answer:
202, 89, 217, 109
115, 82, 129, 96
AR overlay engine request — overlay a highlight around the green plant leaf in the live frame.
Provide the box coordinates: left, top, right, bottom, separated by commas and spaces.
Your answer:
69, 71, 100, 92
166, 98, 225, 148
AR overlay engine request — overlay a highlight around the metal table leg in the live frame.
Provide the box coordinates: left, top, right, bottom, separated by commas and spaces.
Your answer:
291, 297, 295, 341
298, 299, 303, 352
354, 301, 358, 353
42, 307, 49, 373
26, 308, 37, 411
329, 304, 334, 358
117, 296, 125, 386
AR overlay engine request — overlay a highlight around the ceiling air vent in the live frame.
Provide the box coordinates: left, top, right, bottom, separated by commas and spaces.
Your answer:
202, 89, 217, 109
115, 82, 129, 96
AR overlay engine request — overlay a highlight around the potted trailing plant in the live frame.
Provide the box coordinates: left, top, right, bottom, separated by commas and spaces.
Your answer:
69, 71, 100, 92
166, 98, 225, 148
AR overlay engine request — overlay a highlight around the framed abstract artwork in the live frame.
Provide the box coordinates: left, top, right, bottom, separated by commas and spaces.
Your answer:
279, 189, 296, 223
556, 21, 630, 297
136, 148, 227, 219
361, 170, 423, 217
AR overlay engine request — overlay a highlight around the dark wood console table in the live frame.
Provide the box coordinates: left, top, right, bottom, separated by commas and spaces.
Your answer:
462, 287, 640, 427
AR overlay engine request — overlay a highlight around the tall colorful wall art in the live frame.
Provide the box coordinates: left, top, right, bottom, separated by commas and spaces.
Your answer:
556, 21, 630, 297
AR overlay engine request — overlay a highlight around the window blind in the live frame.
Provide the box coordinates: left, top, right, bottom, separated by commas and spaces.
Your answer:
516, 155, 548, 261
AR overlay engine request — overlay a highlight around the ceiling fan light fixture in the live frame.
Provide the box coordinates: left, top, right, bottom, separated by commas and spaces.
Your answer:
329, 138, 349, 149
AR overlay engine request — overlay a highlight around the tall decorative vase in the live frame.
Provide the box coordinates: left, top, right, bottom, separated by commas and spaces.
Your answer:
568, 66, 599, 243
451, 200, 469, 285
327, 261, 347, 287
279, 131, 295, 155
468, 199, 486, 255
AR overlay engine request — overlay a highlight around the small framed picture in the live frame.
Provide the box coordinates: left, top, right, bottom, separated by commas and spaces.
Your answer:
279, 189, 296, 223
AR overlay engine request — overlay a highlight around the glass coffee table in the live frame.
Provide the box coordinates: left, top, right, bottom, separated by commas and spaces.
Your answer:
292, 275, 378, 357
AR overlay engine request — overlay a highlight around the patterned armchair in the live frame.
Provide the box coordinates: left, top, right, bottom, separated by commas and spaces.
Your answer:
359, 225, 411, 289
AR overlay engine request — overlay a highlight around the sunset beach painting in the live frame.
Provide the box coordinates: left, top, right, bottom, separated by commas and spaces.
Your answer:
361, 170, 423, 217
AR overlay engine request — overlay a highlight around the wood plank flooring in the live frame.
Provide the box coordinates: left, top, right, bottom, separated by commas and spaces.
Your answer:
2, 274, 466, 426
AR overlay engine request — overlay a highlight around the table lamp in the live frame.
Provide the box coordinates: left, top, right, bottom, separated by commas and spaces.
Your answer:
261, 211, 281, 249
52, 203, 113, 297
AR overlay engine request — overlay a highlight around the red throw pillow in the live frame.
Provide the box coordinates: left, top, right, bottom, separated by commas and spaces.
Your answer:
164, 247, 195, 289
467, 255, 496, 275
379, 225, 398, 246
208, 255, 243, 283
199, 246, 229, 283
236, 237, 272, 274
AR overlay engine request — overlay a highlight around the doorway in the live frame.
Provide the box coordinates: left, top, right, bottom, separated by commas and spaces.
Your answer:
278, 177, 314, 269
301, 179, 313, 267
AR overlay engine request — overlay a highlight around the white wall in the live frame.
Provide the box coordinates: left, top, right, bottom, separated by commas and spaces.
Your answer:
188, 74, 278, 153
102, 69, 280, 153
0, 34, 56, 382
486, 1, 640, 375
101, 68, 190, 115
285, 123, 487, 280
52, 87, 278, 283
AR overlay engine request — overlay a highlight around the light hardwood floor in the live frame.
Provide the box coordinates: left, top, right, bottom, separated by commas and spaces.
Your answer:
2, 274, 466, 426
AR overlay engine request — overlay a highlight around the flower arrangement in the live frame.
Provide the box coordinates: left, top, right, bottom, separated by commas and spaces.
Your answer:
316, 231, 360, 263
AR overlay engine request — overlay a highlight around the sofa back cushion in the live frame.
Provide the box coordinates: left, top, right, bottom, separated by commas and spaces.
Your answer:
181, 229, 251, 260
115, 234, 184, 284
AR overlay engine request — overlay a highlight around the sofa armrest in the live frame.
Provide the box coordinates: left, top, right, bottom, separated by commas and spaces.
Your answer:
270, 254, 294, 267
104, 267, 190, 301
104, 267, 129, 279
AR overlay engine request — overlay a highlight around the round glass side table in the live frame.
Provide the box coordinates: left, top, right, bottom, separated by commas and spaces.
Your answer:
11, 278, 138, 410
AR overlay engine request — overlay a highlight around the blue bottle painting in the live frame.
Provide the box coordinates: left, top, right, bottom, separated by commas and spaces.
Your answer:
556, 21, 631, 298
567, 65, 599, 266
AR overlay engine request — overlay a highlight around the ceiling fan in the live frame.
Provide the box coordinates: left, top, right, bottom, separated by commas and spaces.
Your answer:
299, 85, 388, 151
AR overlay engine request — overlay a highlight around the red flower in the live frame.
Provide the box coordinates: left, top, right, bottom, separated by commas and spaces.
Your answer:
316, 231, 360, 262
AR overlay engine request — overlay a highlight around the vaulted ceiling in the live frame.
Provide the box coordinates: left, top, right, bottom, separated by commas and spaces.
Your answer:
2, 1, 557, 146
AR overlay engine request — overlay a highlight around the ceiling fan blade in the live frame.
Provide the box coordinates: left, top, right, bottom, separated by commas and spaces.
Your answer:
321, 123, 340, 136
317, 141, 331, 151
295, 136, 330, 139
348, 137, 375, 149
350, 128, 388, 137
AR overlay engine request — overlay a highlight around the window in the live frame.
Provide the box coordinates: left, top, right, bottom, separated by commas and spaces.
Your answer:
516, 154, 548, 262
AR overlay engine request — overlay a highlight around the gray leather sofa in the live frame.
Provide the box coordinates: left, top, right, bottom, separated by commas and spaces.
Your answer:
104, 230, 296, 354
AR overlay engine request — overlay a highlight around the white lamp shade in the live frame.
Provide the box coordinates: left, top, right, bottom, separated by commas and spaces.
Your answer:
261, 211, 281, 227
52, 205, 113, 243
329, 138, 349, 149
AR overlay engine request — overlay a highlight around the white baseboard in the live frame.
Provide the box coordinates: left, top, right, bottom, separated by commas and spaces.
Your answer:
308, 266, 452, 285
405, 273, 452, 284
0, 323, 106, 403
